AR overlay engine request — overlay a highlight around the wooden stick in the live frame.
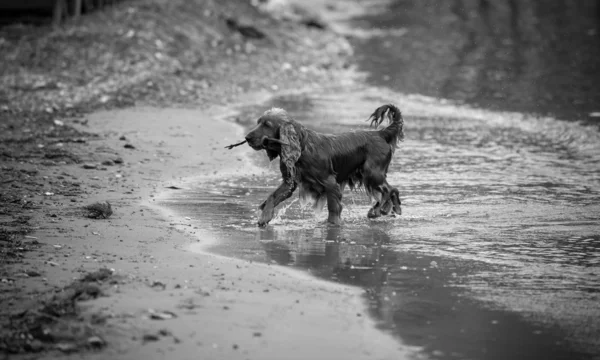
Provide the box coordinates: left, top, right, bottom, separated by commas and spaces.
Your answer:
224, 140, 247, 150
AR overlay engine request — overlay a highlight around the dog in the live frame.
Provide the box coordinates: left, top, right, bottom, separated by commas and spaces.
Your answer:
235, 104, 404, 227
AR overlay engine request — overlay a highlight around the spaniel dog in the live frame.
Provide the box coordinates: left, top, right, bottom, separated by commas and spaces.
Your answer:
229, 104, 404, 227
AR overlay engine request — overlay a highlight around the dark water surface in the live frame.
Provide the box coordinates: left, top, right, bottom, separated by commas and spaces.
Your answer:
160, 1, 600, 359
350, 0, 600, 123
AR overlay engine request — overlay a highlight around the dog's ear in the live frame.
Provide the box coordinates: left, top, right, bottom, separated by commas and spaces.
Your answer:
279, 123, 301, 178
266, 149, 278, 161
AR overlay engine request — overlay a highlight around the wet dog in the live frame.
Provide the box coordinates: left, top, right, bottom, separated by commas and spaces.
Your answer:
231, 104, 404, 226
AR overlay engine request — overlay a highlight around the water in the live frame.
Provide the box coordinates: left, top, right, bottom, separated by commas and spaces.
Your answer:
160, 1, 600, 359
160, 88, 600, 359
349, 0, 600, 123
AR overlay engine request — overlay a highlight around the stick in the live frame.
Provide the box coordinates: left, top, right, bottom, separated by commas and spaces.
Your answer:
225, 140, 247, 150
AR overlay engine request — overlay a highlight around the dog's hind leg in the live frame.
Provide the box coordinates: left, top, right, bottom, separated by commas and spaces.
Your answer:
378, 187, 401, 216
367, 186, 390, 218
390, 187, 402, 215
363, 161, 390, 219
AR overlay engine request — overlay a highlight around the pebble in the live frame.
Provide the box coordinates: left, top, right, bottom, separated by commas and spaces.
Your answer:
142, 333, 160, 343
87, 336, 105, 348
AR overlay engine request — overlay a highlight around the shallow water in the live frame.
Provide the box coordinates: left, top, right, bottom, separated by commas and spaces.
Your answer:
160, 88, 600, 359
160, 0, 600, 358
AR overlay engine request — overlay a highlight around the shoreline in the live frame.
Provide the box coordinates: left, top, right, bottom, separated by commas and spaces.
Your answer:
72, 103, 416, 360
0, 0, 409, 357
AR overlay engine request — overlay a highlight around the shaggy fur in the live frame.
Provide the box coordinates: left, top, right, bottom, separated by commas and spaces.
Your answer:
244, 104, 404, 226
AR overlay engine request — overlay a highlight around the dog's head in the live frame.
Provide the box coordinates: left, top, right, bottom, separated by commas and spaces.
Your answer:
245, 108, 301, 176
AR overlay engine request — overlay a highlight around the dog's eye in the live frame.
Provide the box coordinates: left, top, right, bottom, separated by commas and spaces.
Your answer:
263, 120, 272, 127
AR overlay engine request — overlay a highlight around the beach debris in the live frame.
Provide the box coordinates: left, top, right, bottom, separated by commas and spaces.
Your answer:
142, 333, 160, 343
56, 343, 78, 353
83, 201, 113, 219
150, 281, 166, 290
158, 329, 172, 337
87, 336, 105, 348
225, 17, 266, 39
177, 298, 200, 310
81, 268, 114, 282
25, 270, 41, 277
148, 309, 177, 320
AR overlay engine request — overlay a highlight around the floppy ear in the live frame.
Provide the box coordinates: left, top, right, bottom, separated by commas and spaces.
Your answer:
279, 123, 301, 178
266, 149, 278, 161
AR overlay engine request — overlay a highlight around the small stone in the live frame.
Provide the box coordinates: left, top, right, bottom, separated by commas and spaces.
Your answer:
82, 164, 97, 169
101, 160, 114, 166
148, 309, 177, 320
56, 343, 78, 353
26, 270, 41, 277
26, 339, 44, 352
158, 328, 172, 336
87, 336, 105, 348
151, 281, 166, 290
124, 144, 135, 149
142, 333, 160, 343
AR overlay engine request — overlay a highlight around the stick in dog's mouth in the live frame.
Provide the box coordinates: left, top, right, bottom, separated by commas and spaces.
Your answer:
224, 140, 247, 150
225, 137, 289, 150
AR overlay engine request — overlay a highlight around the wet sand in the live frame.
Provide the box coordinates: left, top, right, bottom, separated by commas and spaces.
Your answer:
28, 103, 415, 360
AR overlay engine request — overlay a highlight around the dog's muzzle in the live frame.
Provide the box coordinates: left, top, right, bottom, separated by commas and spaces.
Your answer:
244, 134, 266, 150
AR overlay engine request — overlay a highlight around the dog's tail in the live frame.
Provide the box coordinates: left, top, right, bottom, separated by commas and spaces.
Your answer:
367, 104, 404, 145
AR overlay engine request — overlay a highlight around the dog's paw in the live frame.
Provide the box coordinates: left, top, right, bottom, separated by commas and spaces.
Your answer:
367, 207, 381, 219
258, 206, 274, 227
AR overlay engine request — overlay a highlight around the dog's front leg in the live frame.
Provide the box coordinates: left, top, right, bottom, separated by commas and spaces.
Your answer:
258, 179, 297, 227
324, 176, 343, 225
